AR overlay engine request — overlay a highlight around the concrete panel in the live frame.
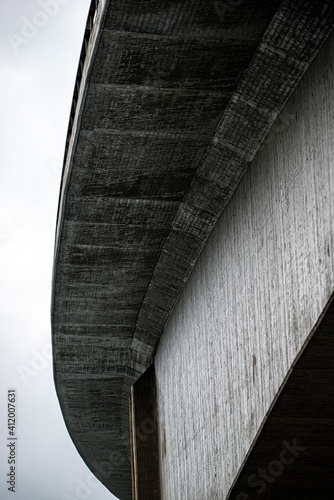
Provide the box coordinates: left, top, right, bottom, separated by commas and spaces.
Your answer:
69, 132, 205, 200
228, 299, 334, 498
81, 85, 228, 135
91, 31, 256, 91
154, 30, 334, 500
103, 0, 281, 39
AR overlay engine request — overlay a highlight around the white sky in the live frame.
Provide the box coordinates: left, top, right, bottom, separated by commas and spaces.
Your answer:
0, 1, 117, 498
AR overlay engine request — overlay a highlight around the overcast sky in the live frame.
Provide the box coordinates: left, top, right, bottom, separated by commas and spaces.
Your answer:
1, 1, 117, 498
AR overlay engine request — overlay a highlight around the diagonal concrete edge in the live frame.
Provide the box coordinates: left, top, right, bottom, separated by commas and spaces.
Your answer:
129, 0, 334, 378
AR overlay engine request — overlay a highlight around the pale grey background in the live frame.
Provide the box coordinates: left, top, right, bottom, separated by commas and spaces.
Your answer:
0, 1, 117, 498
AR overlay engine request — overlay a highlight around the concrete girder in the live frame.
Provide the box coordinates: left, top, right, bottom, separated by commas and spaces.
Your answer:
52, 1, 334, 498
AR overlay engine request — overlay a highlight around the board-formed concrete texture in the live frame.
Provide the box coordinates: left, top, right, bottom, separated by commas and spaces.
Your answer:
155, 30, 334, 499
51, 1, 334, 499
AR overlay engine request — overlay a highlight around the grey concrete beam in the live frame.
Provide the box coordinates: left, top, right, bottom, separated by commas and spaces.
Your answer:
52, 1, 334, 498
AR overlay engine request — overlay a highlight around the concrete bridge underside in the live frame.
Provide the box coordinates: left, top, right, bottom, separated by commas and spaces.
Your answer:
52, 1, 334, 498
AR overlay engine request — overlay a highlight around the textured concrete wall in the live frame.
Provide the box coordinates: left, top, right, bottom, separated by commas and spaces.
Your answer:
154, 31, 334, 500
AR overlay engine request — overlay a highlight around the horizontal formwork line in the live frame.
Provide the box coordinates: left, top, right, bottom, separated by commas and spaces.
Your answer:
79, 128, 210, 142
89, 81, 231, 96
100, 27, 262, 43
79, 127, 212, 141
58, 240, 162, 248
52, 322, 135, 328
61, 220, 177, 228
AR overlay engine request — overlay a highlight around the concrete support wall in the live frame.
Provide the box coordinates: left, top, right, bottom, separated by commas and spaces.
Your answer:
154, 32, 334, 500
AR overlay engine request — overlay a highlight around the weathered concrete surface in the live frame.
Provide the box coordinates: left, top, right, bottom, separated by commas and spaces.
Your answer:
154, 30, 334, 500
52, 1, 334, 498
228, 296, 334, 499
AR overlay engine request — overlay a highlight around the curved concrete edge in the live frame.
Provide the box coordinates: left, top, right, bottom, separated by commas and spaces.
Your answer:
51, 1, 334, 498
51, 0, 113, 487
52, 0, 109, 267
129, 0, 334, 372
